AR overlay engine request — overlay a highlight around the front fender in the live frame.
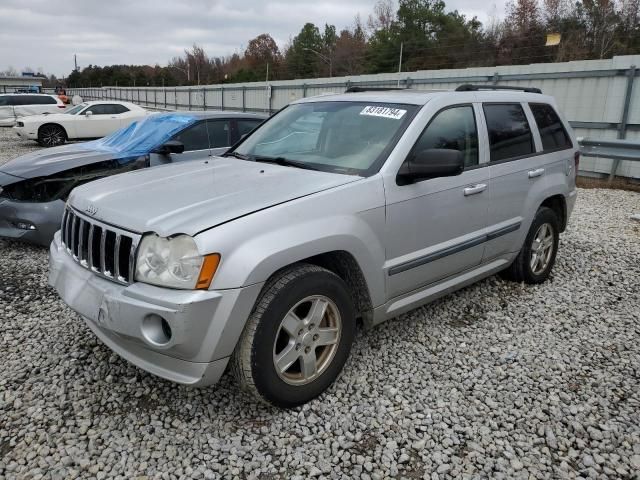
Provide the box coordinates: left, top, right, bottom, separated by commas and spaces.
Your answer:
214, 214, 385, 307
194, 177, 388, 308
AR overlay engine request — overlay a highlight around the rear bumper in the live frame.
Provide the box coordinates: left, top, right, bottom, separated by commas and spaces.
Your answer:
0, 198, 65, 245
48, 232, 263, 386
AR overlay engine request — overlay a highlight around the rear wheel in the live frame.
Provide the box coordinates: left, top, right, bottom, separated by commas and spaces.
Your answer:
232, 264, 356, 408
38, 124, 66, 147
501, 206, 560, 284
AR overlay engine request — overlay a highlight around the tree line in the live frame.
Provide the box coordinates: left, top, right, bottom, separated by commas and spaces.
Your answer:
64, 0, 640, 88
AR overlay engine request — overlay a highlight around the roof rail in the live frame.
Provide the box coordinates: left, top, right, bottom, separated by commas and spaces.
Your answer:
455, 84, 542, 94
345, 86, 407, 93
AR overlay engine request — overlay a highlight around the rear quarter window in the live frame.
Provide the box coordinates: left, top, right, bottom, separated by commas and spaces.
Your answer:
483, 103, 534, 162
37, 96, 57, 105
529, 103, 573, 151
111, 104, 130, 114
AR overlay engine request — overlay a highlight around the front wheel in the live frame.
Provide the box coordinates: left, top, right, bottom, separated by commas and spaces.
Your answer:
232, 264, 356, 408
501, 206, 560, 284
38, 125, 66, 147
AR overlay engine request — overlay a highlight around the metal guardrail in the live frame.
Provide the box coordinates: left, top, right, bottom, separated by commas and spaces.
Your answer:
579, 137, 640, 181
67, 63, 640, 134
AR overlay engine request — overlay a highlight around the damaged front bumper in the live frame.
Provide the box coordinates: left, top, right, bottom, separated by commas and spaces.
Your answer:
48, 232, 263, 386
12, 125, 37, 139
0, 197, 65, 245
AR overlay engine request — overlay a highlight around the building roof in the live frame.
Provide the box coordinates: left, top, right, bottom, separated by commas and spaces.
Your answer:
0, 76, 44, 82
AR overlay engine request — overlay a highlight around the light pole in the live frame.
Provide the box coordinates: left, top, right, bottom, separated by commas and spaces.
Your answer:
169, 64, 190, 83
304, 48, 332, 77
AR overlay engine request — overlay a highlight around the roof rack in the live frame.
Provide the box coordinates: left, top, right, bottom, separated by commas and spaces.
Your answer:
345, 86, 407, 93
455, 84, 542, 94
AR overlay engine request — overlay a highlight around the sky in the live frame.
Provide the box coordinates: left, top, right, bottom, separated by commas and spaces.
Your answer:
0, 0, 508, 78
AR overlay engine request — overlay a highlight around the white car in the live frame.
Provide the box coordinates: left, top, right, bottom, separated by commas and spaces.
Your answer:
13, 101, 149, 147
0, 93, 65, 127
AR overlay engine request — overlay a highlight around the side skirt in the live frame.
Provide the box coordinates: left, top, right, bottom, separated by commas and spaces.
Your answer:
372, 256, 513, 326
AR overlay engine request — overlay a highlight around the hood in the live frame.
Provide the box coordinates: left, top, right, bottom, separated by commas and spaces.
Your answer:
69, 157, 360, 237
0, 144, 115, 180
19, 113, 69, 123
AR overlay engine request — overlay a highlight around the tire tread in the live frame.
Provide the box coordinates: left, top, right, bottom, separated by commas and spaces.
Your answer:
501, 206, 559, 284
231, 263, 335, 406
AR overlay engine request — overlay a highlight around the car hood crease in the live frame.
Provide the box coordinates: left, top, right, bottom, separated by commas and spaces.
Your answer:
69, 157, 360, 237
0, 145, 115, 179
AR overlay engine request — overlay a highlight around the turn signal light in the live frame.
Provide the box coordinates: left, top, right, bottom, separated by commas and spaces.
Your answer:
196, 253, 221, 290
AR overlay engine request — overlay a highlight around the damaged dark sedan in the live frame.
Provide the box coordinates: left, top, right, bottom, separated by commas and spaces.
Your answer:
0, 111, 266, 245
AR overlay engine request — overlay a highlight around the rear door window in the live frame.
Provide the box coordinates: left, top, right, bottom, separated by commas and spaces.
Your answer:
237, 119, 263, 139
207, 119, 231, 148
529, 103, 572, 151
0, 96, 9, 106
11, 95, 31, 106
173, 121, 210, 151
483, 104, 534, 162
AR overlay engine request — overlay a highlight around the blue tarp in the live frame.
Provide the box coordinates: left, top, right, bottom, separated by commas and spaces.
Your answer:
71, 113, 198, 159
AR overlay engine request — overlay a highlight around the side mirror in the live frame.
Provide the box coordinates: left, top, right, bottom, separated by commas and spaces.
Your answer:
84, 110, 93, 117
153, 140, 185, 155
397, 148, 464, 184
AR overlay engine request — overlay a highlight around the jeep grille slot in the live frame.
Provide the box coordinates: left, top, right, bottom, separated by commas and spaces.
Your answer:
60, 208, 138, 285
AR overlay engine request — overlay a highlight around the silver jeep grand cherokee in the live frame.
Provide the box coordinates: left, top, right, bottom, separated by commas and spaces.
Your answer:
49, 85, 578, 407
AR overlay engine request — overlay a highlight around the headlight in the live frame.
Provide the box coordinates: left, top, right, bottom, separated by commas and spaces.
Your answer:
135, 234, 220, 290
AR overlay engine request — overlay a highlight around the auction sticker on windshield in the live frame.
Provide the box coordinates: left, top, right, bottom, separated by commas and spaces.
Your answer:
360, 106, 406, 120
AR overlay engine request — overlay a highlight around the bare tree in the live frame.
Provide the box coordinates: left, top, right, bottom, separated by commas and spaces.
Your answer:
367, 0, 395, 35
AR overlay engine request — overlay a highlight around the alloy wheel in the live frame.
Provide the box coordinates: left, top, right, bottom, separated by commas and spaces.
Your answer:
40, 126, 64, 147
272, 295, 342, 386
530, 223, 555, 275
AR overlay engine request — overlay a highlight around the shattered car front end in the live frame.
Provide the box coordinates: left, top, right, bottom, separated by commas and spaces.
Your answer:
0, 113, 197, 246
0, 156, 149, 245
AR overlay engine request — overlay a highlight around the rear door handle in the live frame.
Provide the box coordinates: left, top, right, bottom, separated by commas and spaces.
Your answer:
464, 183, 487, 196
528, 168, 545, 178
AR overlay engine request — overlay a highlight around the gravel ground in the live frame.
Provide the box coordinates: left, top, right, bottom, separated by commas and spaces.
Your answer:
1, 126, 640, 479
0, 127, 41, 163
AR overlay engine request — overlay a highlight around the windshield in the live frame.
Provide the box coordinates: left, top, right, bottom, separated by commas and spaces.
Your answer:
233, 101, 417, 175
65, 103, 87, 115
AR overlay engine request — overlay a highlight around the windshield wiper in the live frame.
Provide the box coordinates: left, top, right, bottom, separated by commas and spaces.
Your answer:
252, 155, 321, 171
223, 151, 250, 160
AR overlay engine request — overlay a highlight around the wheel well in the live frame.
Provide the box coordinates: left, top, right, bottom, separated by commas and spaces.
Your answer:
38, 123, 67, 139
278, 251, 374, 329
540, 194, 567, 232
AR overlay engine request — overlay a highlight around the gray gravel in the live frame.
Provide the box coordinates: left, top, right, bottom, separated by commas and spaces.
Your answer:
1, 126, 640, 479
0, 127, 41, 166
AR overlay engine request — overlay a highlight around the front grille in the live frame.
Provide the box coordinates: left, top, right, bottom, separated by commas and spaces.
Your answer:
61, 208, 138, 285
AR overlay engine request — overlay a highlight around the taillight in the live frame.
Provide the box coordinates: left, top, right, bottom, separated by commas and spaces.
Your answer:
574, 151, 580, 169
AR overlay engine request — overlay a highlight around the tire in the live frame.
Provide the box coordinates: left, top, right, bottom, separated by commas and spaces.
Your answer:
232, 264, 356, 408
38, 124, 66, 147
501, 206, 560, 284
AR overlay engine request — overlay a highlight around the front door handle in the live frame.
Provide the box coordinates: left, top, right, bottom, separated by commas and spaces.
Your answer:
464, 183, 487, 196
528, 168, 545, 178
